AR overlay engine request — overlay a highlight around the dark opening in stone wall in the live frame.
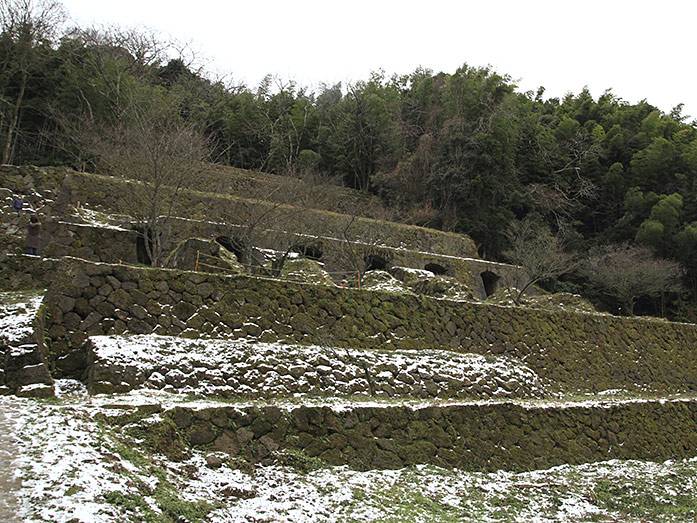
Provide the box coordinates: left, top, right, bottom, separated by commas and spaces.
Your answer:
292, 243, 323, 261
425, 263, 448, 276
136, 231, 152, 266
215, 236, 244, 262
481, 270, 501, 297
365, 254, 389, 271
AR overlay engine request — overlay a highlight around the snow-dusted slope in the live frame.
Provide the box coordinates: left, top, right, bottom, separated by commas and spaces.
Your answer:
87, 334, 548, 399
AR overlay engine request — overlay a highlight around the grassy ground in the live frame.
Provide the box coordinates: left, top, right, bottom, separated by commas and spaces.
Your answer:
3, 389, 697, 523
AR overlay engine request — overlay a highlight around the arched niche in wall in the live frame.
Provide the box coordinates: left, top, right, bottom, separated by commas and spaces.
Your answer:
292, 243, 323, 261
215, 236, 244, 262
425, 263, 448, 276
135, 229, 152, 266
480, 270, 501, 297
365, 254, 389, 271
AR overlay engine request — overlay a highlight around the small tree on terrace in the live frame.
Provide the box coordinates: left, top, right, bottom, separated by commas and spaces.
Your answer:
219, 171, 329, 276
503, 219, 578, 305
582, 244, 683, 316
82, 95, 211, 267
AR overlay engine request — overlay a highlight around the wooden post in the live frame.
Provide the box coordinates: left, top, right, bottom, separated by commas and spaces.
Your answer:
357, 269, 361, 289
195, 250, 200, 272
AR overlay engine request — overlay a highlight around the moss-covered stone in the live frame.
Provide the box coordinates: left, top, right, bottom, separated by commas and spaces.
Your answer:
39, 258, 697, 396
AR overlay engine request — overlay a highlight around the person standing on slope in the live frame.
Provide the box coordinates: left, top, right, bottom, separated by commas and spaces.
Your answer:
25, 215, 40, 256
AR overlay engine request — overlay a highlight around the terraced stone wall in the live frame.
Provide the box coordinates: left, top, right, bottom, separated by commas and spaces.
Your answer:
0, 254, 58, 291
43, 259, 697, 394
202, 165, 389, 220
35, 214, 512, 299
42, 221, 139, 265
0, 165, 70, 200
86, 336, 547, 398
3, 166, 509, 294
166, 219, 485, 289
145, 400, 697, 472
8, 209, 492, 293
56, 170, 478, 257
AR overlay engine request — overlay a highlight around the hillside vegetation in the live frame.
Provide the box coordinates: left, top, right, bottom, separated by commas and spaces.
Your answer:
2, 0, 696, 319
5, 4, 697, 521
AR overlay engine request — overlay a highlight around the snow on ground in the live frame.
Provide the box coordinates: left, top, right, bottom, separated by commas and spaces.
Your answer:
2, 293, 696, 521
70, 207, 130, 231
0, 406, 22, 523
81, 385, 697, 414
360, 270, 414, 294
2, 388, 697, 522
90, 334, 548, 398
0, 291, 43, 344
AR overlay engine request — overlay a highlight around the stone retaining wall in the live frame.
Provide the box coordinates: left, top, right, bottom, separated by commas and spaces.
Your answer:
2, 166, 515, 296
0, 165, 69, 201
43, 221, 139, 265
43, 259, 697, 395
0, 290, 54, 397
145, 399, 697, 472
57, 170, 479, 258
165, 218, 490, 291
2, 165, 480, 260
0, 254, 58, 291
203, 164, 388, 220
86, 335, 547, 399
8, 213, 506, 297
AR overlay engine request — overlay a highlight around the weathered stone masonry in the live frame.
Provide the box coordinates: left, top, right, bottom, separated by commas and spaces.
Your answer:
137, 399, 697, 472
43, 258, 697, 395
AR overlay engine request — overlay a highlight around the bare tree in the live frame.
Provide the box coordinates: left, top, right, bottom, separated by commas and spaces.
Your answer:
325, 210, 396, 288
503, 219, 578, 305
218, 172, 328, 276
81, 98, 211, 267
528, 173, 597, 235
0, 0, 65, 163
582, 244, 683, 316
61, 24, 166, 120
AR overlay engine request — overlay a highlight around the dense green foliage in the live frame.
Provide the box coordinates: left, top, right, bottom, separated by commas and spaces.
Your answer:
2, 0, 696, 318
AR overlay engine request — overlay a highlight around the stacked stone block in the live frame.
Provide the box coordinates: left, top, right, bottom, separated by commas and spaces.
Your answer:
42, 258, 697, 397
116, 400, 697, 473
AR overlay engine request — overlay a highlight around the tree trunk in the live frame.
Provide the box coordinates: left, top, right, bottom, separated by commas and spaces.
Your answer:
626, 299, 635, 316
2, 71, 27, 164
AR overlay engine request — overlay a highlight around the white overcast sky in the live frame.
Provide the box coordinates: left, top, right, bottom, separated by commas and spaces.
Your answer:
59, 0, 697, 119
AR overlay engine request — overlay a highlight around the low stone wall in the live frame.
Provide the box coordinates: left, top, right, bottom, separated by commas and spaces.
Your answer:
0, 290, 54, 397
44, 259, 697, 395
43, 221, 139, 265
148, 399, 697, 472
0, 254, 58, 291
86, 335, 547, 399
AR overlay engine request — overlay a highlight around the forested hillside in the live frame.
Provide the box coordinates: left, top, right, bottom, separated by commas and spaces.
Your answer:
2, 0, 697, 319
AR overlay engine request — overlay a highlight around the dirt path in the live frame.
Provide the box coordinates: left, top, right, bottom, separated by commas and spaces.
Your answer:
0, 403, 22, 523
